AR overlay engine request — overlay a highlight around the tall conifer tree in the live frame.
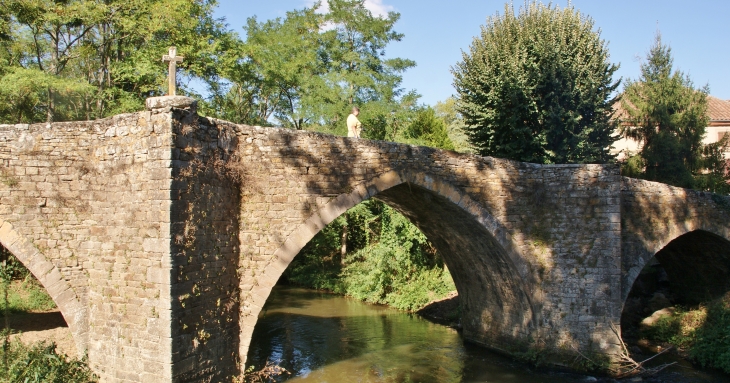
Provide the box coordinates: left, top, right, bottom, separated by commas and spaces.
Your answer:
620, 34, 719, 190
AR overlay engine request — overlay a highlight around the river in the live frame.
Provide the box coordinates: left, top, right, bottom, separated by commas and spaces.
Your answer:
246, 286, 729, 383
247, 286, 584, 382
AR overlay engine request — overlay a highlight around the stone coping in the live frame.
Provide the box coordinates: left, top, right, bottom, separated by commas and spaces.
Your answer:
146, 96, 197, 112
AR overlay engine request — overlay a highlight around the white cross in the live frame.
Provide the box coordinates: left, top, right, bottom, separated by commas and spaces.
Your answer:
162, 46, 184, 96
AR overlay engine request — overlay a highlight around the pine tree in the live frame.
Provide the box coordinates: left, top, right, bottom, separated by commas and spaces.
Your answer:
620, 34, 719, 190
453, 1, 619, 164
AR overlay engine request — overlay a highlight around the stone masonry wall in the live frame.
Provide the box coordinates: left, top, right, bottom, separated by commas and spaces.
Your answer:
174, 117, 625, 365
168, 111, 241, 381
621, 178, 730, 303
2, 108, 729, 382
0, 111, 175, 382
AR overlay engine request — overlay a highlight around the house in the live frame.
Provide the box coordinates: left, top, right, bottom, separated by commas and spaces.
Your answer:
612, 95, 730, 160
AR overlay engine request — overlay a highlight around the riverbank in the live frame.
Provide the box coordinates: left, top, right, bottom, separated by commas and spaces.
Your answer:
415, 290, 460, 328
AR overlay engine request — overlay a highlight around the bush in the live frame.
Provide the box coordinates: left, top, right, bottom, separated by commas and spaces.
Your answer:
285, 200, 456, 311
690, 300, 730, 373
0, 339, 97, 383
642, 297, 730, 373
642, 306, 705, 349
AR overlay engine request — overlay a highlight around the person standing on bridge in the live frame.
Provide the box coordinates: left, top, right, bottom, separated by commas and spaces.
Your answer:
347, 106, 363, 138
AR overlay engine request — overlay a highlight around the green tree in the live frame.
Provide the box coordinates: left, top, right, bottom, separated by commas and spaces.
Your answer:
208, 7, 325, 128
286, 199, 455, 311
620, 34, 727, 192
1, 0, 99, 122
214, 0, 417, 132
320, 0, 415, 120
434, 97, 473, 153
453, 1, 619, 164
401, 107, 454, 150
0, 0, 232, 123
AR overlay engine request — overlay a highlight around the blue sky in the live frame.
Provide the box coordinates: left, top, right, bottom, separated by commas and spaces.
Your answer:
213, 1, 730, 106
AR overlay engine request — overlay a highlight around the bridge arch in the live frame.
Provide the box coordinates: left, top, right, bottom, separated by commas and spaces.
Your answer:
622, 228, 730, 308
240, 169, 539, 360
620, 178, 730, 304
619, 178, 730, 341
0, 219, 87, 356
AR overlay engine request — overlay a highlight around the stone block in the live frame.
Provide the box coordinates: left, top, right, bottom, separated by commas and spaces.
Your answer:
146, 96, 197, 113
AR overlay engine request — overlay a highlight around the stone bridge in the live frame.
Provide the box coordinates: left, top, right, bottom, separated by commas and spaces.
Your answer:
0, 101, 728, 382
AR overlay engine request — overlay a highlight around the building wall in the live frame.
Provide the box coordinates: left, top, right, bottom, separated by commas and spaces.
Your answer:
613, 124, 730, 160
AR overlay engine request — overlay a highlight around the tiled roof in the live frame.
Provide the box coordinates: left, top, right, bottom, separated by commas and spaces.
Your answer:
707, 96, 730, 121
613, 95, 730, 124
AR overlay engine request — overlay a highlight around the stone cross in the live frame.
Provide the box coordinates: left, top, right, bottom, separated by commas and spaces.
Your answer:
162, 46, 184, 96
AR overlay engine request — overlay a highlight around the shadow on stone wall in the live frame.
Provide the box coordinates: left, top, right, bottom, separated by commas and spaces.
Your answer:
169, 112, 242, 381
243, 129, 549, 356
621, 178, 730, 302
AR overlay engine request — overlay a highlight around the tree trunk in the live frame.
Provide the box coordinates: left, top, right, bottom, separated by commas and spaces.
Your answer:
46, 27, 60, 123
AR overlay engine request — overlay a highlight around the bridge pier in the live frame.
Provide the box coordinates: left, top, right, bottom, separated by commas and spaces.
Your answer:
0, 106, 728, 381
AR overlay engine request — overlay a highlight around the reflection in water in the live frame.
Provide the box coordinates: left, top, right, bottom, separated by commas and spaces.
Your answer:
247, 286, 584, 382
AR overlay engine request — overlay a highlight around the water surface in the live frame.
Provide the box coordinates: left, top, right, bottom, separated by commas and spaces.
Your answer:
247, 286, 588, 382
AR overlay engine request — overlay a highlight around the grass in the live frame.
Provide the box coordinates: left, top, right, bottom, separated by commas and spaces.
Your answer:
0, 338, 97, 383
2, 277, 57, 314
1, 254, 96, 382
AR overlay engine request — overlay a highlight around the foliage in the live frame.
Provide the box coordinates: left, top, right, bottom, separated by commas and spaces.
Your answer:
340, 203, 455, 310
208, 7, 324, 128
694, 134, 730, 194
453, 1, 619, 164
641, 306, 705, 349
619, 154, 645, 179
690, 299, 730, 373
208, 0, 416, 132
641, 297, 730, 374
397, 107, 454, 150
620, 33, 729, 192
286, 200, 456, 311
0, 340, 97, 383
434, 97, 473, 153
0, 0, 430, 144
1, 248, 91, 382
0, 0, 233, 123
1, 247, 53, 315
0, 67, 94, 123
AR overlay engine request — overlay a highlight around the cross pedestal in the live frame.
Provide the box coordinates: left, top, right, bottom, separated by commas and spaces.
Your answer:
145, 47, 197, 113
